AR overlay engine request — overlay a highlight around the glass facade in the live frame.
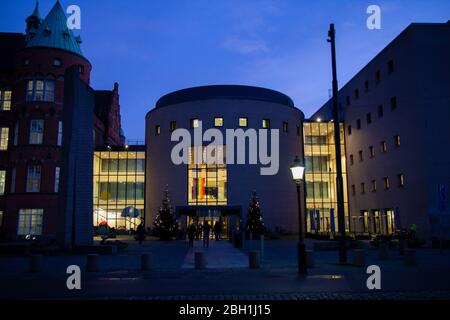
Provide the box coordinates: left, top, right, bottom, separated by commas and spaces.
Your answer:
188, 146, 227, 205
93, 147, 145, 233
303, 121, 349, 234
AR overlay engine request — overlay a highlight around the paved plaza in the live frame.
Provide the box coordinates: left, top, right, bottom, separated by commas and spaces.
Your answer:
0, 238, 450, 299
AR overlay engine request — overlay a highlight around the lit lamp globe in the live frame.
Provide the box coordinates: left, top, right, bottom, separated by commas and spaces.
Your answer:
290, 156, 305, 183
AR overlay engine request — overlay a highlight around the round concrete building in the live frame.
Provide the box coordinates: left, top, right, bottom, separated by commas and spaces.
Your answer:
145, 85, 305, 236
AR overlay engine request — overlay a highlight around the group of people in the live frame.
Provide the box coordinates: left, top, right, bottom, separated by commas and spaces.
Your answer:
187, 220, 222, 248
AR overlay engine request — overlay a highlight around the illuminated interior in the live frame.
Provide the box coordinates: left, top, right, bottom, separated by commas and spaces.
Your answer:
303, 122, 349, 234
93, 148, 145, 233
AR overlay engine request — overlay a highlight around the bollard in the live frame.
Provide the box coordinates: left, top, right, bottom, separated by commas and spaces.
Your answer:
378, 241, 389, 260
352, 249, 365, 267
195, 251, 206, 269
404, 249, 416, 266
305, 250, 315, 268
141, 253, 152, 271
86, 254, 99, 272
29, 254, 43, 273
248, 251, 261, 269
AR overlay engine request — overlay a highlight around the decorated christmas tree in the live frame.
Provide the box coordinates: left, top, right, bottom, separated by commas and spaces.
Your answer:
153, 185, 178, 240
244, 191, 265, 236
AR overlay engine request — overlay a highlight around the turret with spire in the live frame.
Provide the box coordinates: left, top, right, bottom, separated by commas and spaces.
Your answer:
25, 1, 42, 40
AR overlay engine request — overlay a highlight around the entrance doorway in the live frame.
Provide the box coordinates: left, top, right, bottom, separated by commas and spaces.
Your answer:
187, 216, 228, 239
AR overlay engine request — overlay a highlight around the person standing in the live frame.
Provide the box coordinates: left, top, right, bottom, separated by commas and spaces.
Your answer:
187, 223, 196, 248
135, 221, 146, 245
202, 221, 211, 248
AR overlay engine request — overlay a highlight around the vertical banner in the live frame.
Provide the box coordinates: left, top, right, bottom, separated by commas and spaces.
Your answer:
330, 208, 336, 233
309, 210, 315, 231
315, 210, 320, 231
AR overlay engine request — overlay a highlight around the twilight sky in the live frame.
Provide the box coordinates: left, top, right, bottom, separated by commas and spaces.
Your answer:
1, 0, 449, 141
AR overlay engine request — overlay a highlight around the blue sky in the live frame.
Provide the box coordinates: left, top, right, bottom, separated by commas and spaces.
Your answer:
2, 0, 450, 141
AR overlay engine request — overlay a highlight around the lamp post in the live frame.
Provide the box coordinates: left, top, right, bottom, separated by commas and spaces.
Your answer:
290, 156, 307, 274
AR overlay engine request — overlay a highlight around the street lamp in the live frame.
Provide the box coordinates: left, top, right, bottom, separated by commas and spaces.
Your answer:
290, 156, 307, 274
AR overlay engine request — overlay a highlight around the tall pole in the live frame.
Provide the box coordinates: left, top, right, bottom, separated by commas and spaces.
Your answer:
328, 23, 347, 264
296, 183, 307, 274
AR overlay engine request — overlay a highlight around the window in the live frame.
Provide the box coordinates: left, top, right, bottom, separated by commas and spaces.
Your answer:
78, 65, 84, 74
346, 96, 350, 106
53, 58, 62, 67
26, 79, 55, 102
390, 96, 397, 110
29, 119, 44, 144
349, 154, 354, 165
0, 170, 5, 195
371, 180, 377, 192
17, 209, 43, 236
356, 119, 361, 130
26, 165, 41, 192
364, 81, 369, 93
282, 122, 288, 132
358, 150, 363, 162
155, 125, 160, 135
351, 184, 356, 196
262, 119, 270, 129
239, 117, 248, 127
0, 127, 9, 150
397, 174, 404, 187
378, 105, 384, 118
354, 89, 359, 99
388, 60, 394, 74
57, 121, 63, 146
170, 121, 177, 132
369, 146, 375, 158
0, 89, 12, 111
54, 166, 60, 192
375, 70, 381, 83
10, 168, 16, 193
214, 117, 223, 127
381, 140, 387, 153
361, 182, 366, 194
383, 177, 390, 190
190, 118, 199, 128
296, 125, 301, 136
347, 125, 352, 135
14, 122, 19, 146
394, 135, 401, 147
366, 112, 372, 124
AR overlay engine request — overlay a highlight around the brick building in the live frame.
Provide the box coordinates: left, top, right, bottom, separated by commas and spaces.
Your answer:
0, 2, 124, 241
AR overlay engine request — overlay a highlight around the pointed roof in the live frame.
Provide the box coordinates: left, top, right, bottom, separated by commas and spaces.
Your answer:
26, 1, 84, 57
28, 1, 41, 20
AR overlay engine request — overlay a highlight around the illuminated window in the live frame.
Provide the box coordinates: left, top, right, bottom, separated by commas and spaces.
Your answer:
188, 146, 227, 205
54, 166, 60, 192
26, 79, 54, 102
239, 117, 248, 127
381, 140, 387, 153
394, 135, 401, 147
262, 119, 270, 129
214, 117, 223, 127
397, 174, 404, 187
190, 118, 199, 128
371, 180, 377, 192
155, 125, 160, 135
53, 58, 62, 67
26, 165, 41, 192
282, 122, 288, 132
383, 177, 390, 190
369, 146, 375, 158
170, 121, 177, 132
0, 89, 12, 111
0, 128, 9, 150
29, 119, 44, 144
17, 209, 43, 236
0, 170, 5, 195
57, 121, 63, 146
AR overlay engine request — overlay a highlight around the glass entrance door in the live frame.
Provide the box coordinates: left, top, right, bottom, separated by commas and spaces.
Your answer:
187, 216, 229, 239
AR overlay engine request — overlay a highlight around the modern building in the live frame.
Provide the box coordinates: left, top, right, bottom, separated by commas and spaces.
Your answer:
0, 2, 124, 241
312, 22, 450, 238
145, 85, 305, 235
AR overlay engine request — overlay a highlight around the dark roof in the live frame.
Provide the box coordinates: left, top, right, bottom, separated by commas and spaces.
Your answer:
0, 33, 25, 73
26, 1, 84, 57
155, 85, 295, 109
